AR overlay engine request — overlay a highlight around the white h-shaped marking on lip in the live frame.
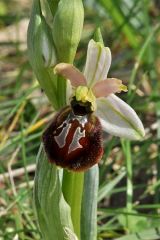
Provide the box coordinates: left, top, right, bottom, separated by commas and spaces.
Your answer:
68, 127, 85, 154
54, 112, 87, 151
54, 123, 72, 148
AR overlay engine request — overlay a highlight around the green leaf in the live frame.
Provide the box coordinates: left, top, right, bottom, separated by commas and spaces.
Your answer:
34, 144, 74, 240
81, 165, 99, 240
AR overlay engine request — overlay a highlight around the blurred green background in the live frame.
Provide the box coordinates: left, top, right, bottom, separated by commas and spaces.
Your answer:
0, 0, 160, 239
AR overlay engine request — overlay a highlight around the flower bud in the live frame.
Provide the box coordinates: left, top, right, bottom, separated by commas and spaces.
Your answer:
52, 0, 84, 63
27, 0, 58, 109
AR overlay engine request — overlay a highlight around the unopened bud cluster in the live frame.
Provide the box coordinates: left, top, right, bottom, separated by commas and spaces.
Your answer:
27, 0, 84, 109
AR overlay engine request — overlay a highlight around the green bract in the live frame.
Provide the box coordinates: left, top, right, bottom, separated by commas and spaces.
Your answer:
27, 0, 58, 109
52, 0, 84, 63
52, 0, 84, 108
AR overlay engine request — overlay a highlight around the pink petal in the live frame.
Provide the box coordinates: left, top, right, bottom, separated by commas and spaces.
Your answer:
54, 63, 87, 87
92, 78, 127, 98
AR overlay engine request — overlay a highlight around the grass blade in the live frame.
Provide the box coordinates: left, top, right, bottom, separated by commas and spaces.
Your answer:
116, 227, 160, 240
98, 169, 126, 202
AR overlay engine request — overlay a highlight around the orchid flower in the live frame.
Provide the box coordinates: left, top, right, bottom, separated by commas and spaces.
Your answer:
54, 39, 145, 141
43, 40, 145, 171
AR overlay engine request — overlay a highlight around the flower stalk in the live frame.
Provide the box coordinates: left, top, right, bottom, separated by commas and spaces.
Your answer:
121, 139, 133, 232
62, 171, 84, 239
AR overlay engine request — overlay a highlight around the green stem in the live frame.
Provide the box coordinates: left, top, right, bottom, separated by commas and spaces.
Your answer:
125, 141, 133, 213
121, 140, 133, 231
62, 171, 84, 239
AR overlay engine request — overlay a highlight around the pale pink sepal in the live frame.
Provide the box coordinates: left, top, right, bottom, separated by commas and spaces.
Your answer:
54, 63, 87, 87
92, 78, 127, 98
96, 94, 145, 140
